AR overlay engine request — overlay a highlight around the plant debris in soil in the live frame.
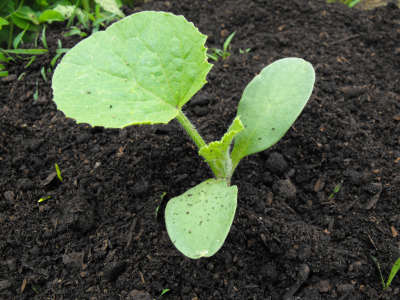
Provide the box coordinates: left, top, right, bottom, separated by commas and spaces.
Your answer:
1, 0, 400, 299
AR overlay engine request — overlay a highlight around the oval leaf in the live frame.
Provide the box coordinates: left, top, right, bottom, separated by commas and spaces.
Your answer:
0, 17, 9, 30
165, 179, 237, 259
52, 11, 212, 128
39, 10, 65, 23
231, 58, 315, 167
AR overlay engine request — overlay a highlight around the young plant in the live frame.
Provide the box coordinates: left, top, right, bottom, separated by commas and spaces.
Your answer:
52, 11, 315, 259
55, 164, 63, 182
207, 30, 236, 61
239, 48, 251, 54
329, 180, 343, 198
326, 0, 363, 8
371, 255, 400, 290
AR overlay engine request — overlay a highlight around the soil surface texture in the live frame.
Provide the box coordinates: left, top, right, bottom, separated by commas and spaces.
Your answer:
1, 0, 400, 299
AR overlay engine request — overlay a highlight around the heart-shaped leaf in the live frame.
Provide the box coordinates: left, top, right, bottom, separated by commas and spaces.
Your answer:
165, 179, 237, 259
231, 58, 315, 168
52, 11, 212, 128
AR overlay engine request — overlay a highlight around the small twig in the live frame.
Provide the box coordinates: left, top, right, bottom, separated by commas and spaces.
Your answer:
368, 234, 378, 251
126, 217, 138, 249
326, 34, 361, 45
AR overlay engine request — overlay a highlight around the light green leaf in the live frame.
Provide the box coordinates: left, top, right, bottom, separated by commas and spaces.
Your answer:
1, 49, 48, 55
13, 24, 29, 49
165, 179, 237, 259
386, 257, 400, 288
94, 0, 125, 18
52, 11, 212, 128
39, 10, 65, 23
223, 31, 236, 52
231, 58, 315, 168
199, 116, 243, 179
11, 7, 41, 29
25, 56, 36, 68
0, 17, 9, 30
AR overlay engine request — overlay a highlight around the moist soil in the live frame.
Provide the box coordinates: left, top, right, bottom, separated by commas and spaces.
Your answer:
1, 0, 400, 299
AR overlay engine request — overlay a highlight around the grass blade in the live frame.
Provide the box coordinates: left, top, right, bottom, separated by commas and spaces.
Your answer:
13, 24, 29, 49
386, 257, 400, 289
41, 26, 48, 49
25, 56, 35, 68
55, 164, 63, 182
1, 49, 48, 55
370, 255, 387, 289
41, 66, 47, 81
223, 31, 236, 52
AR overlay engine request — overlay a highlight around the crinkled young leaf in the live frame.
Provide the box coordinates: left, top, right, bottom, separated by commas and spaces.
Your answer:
165, 179, 237, 259
52, 11, 212, 128
199, 116, 243, 178
231, 58, 315, 168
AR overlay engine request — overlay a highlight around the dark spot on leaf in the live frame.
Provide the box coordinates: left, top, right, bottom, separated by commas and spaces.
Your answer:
186, 212, 189, 214
110, 105, 112, 108
272, 128, 275, 130
188, 194, 192, 196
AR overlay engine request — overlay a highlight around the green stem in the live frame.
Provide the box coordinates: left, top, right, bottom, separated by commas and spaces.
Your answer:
8, 21, 14, 50
176, 111, 220, 178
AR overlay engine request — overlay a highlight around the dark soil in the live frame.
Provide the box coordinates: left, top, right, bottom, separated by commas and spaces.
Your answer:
1, 0, 400, 299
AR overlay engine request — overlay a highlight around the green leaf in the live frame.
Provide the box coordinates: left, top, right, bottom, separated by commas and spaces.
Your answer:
165, 179, 237, 259
41, 26, 48, 49
63, 27, 81, 37
0, 17, 9, 30
231, 58, 315, 168
386, 257, 400, 289
52, 11, 212, 128
41, 66, 47, 81
0, 71, 9, 77
199, 116, 243, 179
33, 80, 39, 100
160, 289, 170, 296
1, 48, 48, 54
13, 24, 29, 49
25, 56, 36, 68
370, 255, 387, 289
55, 164, 63, 182
18, 72, 26, 80
11, 7, 41, 29
223, 31, 236, 52
38, 196, 51, 203
39, 10, 64, 23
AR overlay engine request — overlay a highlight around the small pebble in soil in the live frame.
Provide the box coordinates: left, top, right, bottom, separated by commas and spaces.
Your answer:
102, 260, 126, 282
265, 152, 288, 175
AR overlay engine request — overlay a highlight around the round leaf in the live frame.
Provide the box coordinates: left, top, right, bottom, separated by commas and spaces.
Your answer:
231, 58, 315, 166
165, 179, 237, 259
52, 11, 212, 128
